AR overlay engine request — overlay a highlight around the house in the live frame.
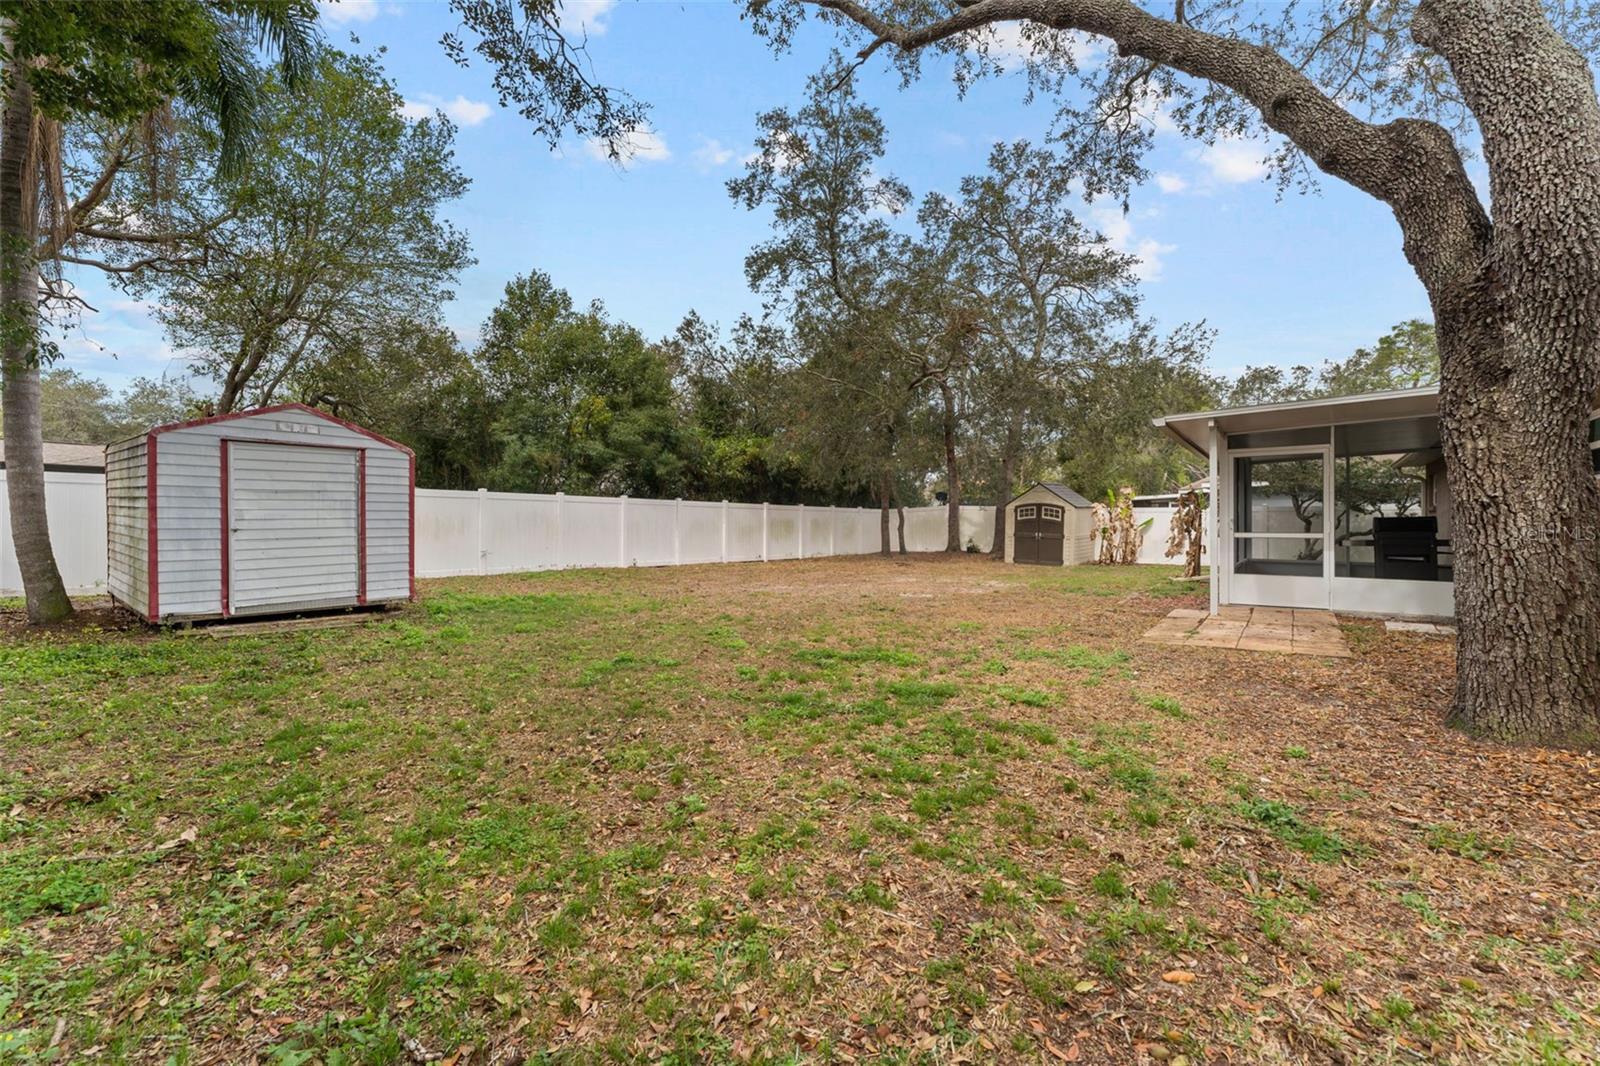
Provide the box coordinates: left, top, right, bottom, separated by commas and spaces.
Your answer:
1132, 478, 1209, 509
1155, 386, 1590, 620
1003, 482, 1095, 566
0, 439, 106, 473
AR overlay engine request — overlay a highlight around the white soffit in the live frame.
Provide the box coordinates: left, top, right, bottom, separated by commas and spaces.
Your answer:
1152, 386, 1442, 456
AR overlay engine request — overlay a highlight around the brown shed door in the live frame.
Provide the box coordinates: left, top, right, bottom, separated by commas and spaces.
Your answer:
1015, 502, 1065, 565
1037, 505, 1065, 564
1015, 505, 1039, 563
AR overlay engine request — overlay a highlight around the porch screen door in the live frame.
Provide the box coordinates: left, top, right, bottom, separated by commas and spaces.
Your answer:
1228, 447, 1332, 609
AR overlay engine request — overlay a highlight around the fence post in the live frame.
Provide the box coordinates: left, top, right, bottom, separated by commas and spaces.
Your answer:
720, 500, 729, 562
829, 505, 837, 557
673, 498, 682, 565
619, 494, 628, 567
798, 503, 805, 558
476, 487, 488, 576
554, 491, 565, 570
761, 503, 769, 562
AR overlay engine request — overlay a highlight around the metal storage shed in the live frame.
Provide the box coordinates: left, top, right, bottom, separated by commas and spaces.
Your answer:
1004, 482, 1094, 566
106, 404, 414, 623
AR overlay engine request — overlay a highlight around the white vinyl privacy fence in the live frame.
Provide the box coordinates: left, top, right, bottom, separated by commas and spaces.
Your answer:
0, 471, 109, 596
6, 474, 1206, 595
1131, 506, 1208, 566
415, 489, 996, 577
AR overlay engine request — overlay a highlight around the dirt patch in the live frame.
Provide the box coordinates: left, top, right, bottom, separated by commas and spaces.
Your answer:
0, 596, 143, 639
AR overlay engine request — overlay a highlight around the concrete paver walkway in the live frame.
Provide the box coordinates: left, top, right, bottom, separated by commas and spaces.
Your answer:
1141, 606, 1353, 658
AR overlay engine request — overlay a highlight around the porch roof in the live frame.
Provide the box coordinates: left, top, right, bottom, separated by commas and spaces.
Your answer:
1152, 385, 1440, 456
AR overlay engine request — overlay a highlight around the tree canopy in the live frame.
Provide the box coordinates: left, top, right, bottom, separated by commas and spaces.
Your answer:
93, 47, 473, 412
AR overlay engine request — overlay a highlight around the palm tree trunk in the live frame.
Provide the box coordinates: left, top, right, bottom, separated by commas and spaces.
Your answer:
1, 55, 72, 624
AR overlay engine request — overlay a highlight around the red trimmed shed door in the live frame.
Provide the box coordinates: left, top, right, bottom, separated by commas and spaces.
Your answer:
228, 442, 360, 612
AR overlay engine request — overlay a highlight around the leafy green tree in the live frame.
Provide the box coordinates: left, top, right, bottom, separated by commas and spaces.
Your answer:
114, 375, 200, 432
918, 140, 1147, 551
288, 318, 488, 484
1230, 321, 1440, 405
1, 0, 318, 622
730, 69, 932, 550
106, 48, 472, 412
664, 311, 816, 503
480, 275, 697, 496
1320, 320, 1439, 395
1225, 364, 1317, 407
3, 368, 203, 442
33, 369, 118, 443
1056, 323, 1219, 499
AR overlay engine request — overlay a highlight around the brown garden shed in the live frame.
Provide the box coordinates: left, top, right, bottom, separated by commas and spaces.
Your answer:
1004, 482, 1095, 566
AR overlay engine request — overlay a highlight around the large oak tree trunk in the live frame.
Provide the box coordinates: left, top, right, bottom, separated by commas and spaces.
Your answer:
1439, 333, 1600, 743
0, 60, 72, 624
1416, 0, 1600, 744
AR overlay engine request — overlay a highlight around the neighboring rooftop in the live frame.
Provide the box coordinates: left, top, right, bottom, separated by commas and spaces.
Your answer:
0, 439, 106, 471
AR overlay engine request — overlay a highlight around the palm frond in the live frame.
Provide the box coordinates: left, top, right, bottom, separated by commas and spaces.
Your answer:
192, 1, 322, 177
176, 16, 266, 179
233, 0, 322, 89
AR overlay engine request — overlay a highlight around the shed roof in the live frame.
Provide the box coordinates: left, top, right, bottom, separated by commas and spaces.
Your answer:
1153, 386, 1441, 456
111, 402, 413, 456
1008, 481, 1093, 509
0, 439, 106, 471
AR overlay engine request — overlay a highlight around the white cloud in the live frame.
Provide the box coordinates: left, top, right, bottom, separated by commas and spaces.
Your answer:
560, 0, 618, 38
1090, 202, 1176, 282
692, 137, 736, 170
1126, 237, 1178, 281
1154, 172, 1188, 194
1194, 136, 1269, 184
317, 0, 383, 24
400, 93, 493, 127
741, 132, 804, 172
584, 128, 671, 167
981, 23, 1105, 71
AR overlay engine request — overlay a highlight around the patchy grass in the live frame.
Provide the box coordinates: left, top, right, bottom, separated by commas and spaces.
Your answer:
1235, 796, 1358, 863
0, 557, 1593, 1064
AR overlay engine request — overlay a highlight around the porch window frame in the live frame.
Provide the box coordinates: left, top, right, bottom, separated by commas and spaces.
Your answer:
1223, 439, 1336, 603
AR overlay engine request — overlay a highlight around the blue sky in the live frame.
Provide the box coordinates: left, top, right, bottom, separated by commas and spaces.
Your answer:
61, 0, 1436, 393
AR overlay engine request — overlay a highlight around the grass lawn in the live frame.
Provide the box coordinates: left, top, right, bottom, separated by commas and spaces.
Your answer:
2, 556, 1596, 1064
